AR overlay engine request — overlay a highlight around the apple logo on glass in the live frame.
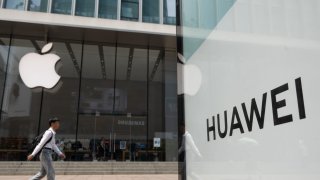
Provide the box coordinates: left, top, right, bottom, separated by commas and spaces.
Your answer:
177, 53, 202, 96
19, 43, 61, 89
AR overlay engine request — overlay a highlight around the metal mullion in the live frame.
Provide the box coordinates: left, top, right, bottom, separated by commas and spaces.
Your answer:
112, 39, 118, 115
74, 40, 85, 156
36, 37, 47, 135
71, 0, 76, 15
160, 48, 165, 148
37, 88, 44, 135
146, 45, 150, 161
176, 0, 186, 176
0, 34, 12, 122
111, 40, 118, 160
95, 0, 99, 18
25, 0, 29, 11
0, 0, 4, 8
48, 0, 52, 13
117, 0, 121, 20
159, 0, 163, 24
138, 0, 142, 22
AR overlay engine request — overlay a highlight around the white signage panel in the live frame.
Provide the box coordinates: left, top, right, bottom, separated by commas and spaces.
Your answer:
154, 137, 161, 148
183, 0, 320, 179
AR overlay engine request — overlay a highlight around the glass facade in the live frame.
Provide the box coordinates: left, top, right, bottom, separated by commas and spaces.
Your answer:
0, 38, 43, 161
0, 35, 178, 162
51, 0, 72, 15
121, 0, 139, 21
142, 0, 159, 23
178, 0, 320, 179
163, 0, 176, 25
0, 37, 10, 136
3, 0, 25, 10
99, 0, 117, 19
75, 0, 95, 17
180, 0, 235, 60
28, 0, 48, 12
0, 0, 176, 25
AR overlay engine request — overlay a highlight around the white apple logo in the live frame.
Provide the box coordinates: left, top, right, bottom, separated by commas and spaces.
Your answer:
177, 53, 202, 96
19, 43, 61, 89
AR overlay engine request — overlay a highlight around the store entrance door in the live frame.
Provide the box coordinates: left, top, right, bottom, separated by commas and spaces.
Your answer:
75, 112, 147, 161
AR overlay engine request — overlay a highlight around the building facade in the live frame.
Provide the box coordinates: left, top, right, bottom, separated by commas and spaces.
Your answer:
0, 0, 178, 162
178, 0, 320, 179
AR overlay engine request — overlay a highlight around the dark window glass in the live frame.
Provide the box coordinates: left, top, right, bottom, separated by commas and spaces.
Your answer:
99, 0, 117, 19
38, 41, 82, 161
78, 46, 149, 162
77, 44, 117, 161
142, 0, 159, 23
115, 47, 148, 115
0, 38, 44, 161
163, 0, 176, 25
148, 49, 164, 159
28, 0, 48, 12
148, 49, 178, 161
0, 37, 10, 125
79, 45, 115, 115
75, 0, 95, 17
0, 36, 178, 162
121, 0, 139, 21
115, 47, 148, 160
51, 0, 72, 15
3, 0, 25, 10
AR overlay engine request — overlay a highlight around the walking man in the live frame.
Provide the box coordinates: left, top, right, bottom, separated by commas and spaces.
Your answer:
27, 117, 66, 180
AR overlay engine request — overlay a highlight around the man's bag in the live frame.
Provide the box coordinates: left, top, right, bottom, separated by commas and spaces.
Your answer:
29, 131, 53, 156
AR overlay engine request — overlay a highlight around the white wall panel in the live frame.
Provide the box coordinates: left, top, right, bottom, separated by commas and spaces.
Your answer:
182, 0, 320, 179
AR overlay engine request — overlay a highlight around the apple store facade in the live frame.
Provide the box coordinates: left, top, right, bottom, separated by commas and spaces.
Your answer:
0, 21, 178, 162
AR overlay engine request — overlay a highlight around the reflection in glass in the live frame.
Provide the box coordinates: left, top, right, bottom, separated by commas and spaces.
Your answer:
28, 0, 48, 12
163, 0, 176, 25
182, 0, 199, 27
0, 38, 43, 161
75, 0, 95, 17
142, 0, 159, 23
76, 44, 116, 161
99, 0, 117, 19
3, 0, 25, 10
0, 37, 10, 122
0, 37, 178, 162
51, 0, 72, 15
163, 50, 178, 161
181, 0, 235, 60
115, 47, 148, 115
80, 45, 115, 115
121, 0, 139, 21
148, 49, 165, 161
115, 47, 148, 160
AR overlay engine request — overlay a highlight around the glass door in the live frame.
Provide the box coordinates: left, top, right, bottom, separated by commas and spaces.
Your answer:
76, 113, 147, 161
76, 113, 117, 161
75, 44, 148, 161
